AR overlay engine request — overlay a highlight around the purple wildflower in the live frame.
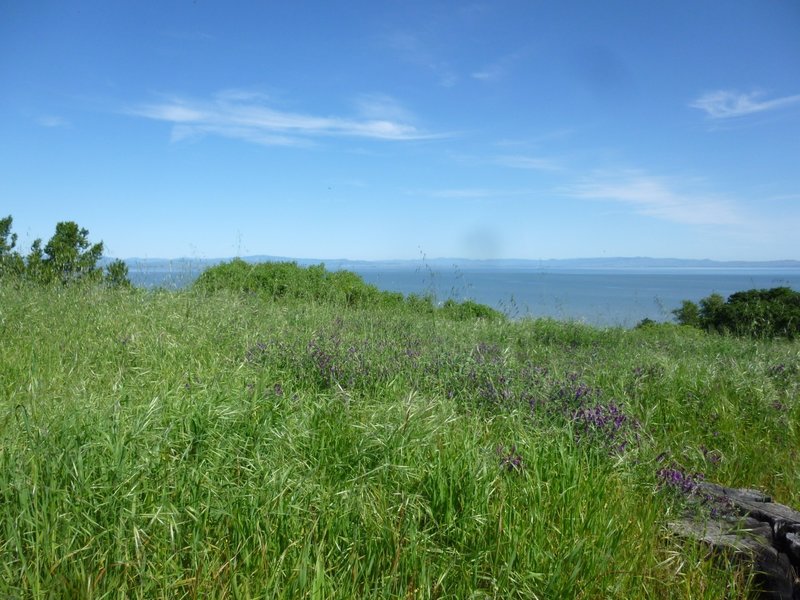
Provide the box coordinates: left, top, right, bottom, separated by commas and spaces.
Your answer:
572, 401, 639, 453
496, 445, 524, 472
657, 464, 704, 495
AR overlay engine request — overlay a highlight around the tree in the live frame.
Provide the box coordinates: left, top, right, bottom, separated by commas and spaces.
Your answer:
25, 239, 46, 281
105, 258, 132, 288
0, 215, 17, 255
40, 221, 104, 284
698, 293, 727, 333
672, 300, 700, 328
723, 287, 800, 338
674, 288, 800, 339
0, 215, 24, 278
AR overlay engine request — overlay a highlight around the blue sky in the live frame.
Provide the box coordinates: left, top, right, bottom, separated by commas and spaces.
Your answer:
2, 1, 799, 261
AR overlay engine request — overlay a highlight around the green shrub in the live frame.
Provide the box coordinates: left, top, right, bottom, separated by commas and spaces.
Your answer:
440, 298, 504, 321
672, 300, 701, 328
104, 259, 132, 288
674, 287, 800, 339
195, 259, 503, 320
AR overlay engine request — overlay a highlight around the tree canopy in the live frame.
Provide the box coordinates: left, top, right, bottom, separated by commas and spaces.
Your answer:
674, 287, 800, 339
0, 215, 130, 287
0, 215, 24, 277
42, 221, 104, 284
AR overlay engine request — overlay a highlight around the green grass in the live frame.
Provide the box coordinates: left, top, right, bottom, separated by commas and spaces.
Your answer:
1, 282, 798, 598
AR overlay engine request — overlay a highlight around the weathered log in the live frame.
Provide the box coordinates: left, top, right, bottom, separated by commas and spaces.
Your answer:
668, 482, 800, 599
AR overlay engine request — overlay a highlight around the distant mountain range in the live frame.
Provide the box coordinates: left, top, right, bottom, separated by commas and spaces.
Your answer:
115, 255, 800, 272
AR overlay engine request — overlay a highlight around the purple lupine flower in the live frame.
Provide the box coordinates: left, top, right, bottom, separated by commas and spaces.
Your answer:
656, 464, 704, 495
496, 445, 524, 472
571, 401, 639, 453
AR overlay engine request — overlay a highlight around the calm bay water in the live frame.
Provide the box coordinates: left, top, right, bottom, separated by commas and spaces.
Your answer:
129, 266, 800, 328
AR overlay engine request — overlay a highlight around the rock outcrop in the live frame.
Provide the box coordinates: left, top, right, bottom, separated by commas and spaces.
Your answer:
668, 482, 800, 599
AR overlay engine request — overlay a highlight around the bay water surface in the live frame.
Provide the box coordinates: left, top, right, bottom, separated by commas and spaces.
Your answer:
129, 265, 800, 328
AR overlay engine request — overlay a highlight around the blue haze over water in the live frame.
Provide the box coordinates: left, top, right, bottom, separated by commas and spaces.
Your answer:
128, 264, 800, 328
356, 268, 800, 327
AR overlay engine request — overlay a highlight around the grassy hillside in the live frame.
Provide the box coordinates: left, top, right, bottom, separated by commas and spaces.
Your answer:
1, 281, 798, 598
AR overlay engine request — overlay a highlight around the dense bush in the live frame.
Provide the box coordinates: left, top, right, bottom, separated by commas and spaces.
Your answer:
194, 258, 504, 320
674, 287, 800, 339
440, 298, 504, 321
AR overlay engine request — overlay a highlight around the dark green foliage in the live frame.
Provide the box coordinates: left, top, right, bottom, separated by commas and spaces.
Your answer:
723, 287, 800, 338
674, 287, 800, 339
699, 293, 726, 332
195, 259, 503, 320
104, 259, 132, 288
39, 221, 104, 284
672, 300, 701, 328
405, 293, 436, 314
0, 215, 24, 278
440, 298, 504, 321
0, 215, 17, 256
1, 216, 120, 286
634, 318, 678, 331
24, 239, 46, 282
194, 259, 368, 303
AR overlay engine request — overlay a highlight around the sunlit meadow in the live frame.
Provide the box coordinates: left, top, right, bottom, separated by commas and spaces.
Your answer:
1, 281, 798, 598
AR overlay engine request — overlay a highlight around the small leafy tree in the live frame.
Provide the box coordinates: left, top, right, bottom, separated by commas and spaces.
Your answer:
0, 215, 17, 255
698, 293, 726, 332
25, 239, 46, 281
105, 258, 132, 288
672, 300, 700, 328
0, 215, 24, 278
37, 221, 104, 284
3, 216, 127, 287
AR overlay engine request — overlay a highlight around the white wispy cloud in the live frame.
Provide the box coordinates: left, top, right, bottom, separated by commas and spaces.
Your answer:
690, 89, 800, 118
128, 91, 440, 146
36, 115, 70, 128
566, 170, 745, 226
